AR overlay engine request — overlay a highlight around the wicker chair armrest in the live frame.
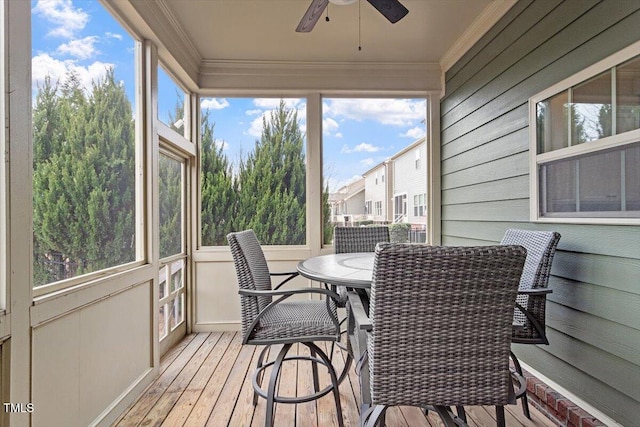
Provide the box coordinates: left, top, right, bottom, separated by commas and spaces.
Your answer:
347, 291, 372, 331
239, 287, 341, 301
270, 271, 299, 289
518, 288, 552, 295
513, 301, 547, 339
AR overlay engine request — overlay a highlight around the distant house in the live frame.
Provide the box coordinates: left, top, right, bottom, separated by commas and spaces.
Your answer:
391, 138, 427, 224
362, 161, 391, 224
328, 178, 365, 226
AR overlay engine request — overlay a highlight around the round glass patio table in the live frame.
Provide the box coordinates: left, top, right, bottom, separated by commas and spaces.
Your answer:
297, 252, 374, 289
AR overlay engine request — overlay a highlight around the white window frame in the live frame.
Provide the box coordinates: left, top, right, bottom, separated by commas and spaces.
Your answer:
413, 193, 426, 217
394, 193, 407, 222
374, 201, 382, 217
32, 32, 147, 298
529, 41, 640, 225
365, 200, 373, 216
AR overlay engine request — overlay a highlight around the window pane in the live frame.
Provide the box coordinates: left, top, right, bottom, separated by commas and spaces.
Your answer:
200, 98, 307, 245
322, 98, 427, 244
616, 55, 640, 134
537, 91, 569, 154
171, 259, 185, 292
571, 71, 612, 144
32, 1, 138, 287
159, 153, 184, 258
540, 142, 639, 217
158, 66, 186, 136
159, 304, 168, 339
540, 161, 576, 214
578, 150, 620, 211
625, 144, 640, 211
159, 265, 167, 300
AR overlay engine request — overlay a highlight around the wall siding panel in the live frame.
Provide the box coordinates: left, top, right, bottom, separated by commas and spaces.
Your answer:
550, 278, 640, 330
443, 8, 640, 142
442, 176, 529, 205
441, 1, 640, 422
445, 0, 535, 88
442, 128, 528, 174
519, 345, 640, 426
442, 104, 528, 159
442, 220, 640, 259
443, 2, 640, 132
547, 301, 640, 367
442, 151, 529, 190
443, 0, 583, 114
553, 252, 640, 293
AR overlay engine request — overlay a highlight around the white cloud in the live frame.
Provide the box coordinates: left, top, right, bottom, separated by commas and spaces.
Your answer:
323, 117, 339, 135
56, 36, 98, 60
106, 32, 123, 41
245, 99, 307, 138
325, 98, 426, 127
215, 139, 229, 150
335, 132, 343, 138
341, 143, 381, 154
33, 0, 89, 39
401, 126, 426, 139
360, 158, 375, 167
201, 98, 230, 110
32, 53, 112, 94
247, 114, 267, 138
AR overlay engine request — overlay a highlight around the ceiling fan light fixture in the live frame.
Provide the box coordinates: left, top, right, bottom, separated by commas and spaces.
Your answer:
328, 0, 358, 5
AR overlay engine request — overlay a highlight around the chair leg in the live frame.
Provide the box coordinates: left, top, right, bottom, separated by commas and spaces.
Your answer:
265, 343, 292, 427
510, 350, 531, 419
362, 405, 386, 427
496, 405, 506, 427
254, 346, 270, 406
434, 406, 462, 427
307, 342, 345, 427
310, 348, 320, 392
455, 405, 467, 423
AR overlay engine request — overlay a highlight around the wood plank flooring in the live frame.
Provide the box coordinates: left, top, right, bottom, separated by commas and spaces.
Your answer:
114, 332, 558, 427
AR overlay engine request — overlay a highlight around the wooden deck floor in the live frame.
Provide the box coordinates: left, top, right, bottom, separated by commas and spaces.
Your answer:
114, 332, 558, 427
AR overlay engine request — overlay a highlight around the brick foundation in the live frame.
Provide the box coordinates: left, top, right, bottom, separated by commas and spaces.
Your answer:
522, 368, 606, 427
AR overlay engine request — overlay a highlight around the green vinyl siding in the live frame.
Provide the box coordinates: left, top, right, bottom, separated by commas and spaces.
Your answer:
440, 1, 640, 424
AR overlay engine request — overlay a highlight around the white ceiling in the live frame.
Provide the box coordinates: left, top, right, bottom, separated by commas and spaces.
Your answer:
161, 0, 495, 65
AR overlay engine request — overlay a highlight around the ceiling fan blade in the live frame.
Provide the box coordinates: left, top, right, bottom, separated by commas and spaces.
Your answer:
296, 0, 329, 33
366, 0, 408, 24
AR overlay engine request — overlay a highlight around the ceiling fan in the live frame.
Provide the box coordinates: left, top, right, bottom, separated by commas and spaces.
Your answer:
296, 0, 409, 33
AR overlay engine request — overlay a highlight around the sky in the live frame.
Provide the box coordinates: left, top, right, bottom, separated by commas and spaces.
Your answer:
31, 0, 427, 193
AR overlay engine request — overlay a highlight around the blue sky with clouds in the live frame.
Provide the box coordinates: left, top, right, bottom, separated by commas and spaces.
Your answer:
31, 0, 427, 192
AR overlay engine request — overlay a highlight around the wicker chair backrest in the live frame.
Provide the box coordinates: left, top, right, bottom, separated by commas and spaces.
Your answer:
227, 230, 273, 339
500, 229, 560, 291
368, 243, 527, 407
334, 226, 390, 254
500, 229, 561, 339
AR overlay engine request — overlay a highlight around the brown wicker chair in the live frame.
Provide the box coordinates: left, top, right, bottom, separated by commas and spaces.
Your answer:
227, 230, 346, 427
500, 229, 561, 418
356, 243, 527, 427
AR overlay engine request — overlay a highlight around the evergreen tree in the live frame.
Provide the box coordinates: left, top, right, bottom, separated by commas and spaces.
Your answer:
235, 100, 306, 245
200, 111, 236, 246
159, 153, 182, 258
32, 69, 136, 285
322, 183, 333, 244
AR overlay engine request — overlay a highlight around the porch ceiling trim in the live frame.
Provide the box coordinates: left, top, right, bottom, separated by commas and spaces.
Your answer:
199, 60, 441, 93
